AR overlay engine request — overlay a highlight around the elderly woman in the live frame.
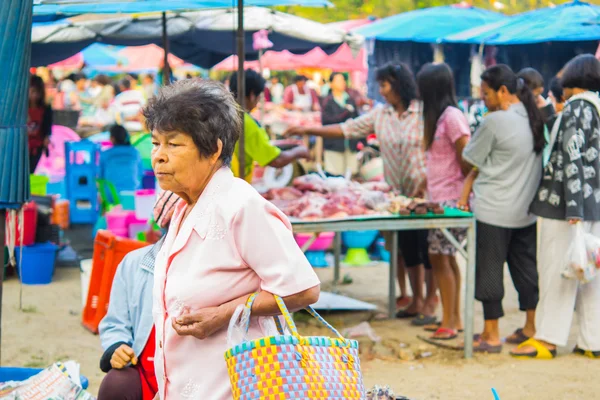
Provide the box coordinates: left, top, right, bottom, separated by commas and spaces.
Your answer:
143, 79, 320, 399
513, 54, 600, 359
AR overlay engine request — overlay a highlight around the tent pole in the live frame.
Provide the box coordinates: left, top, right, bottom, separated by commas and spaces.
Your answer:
0, 210, 5, 366
237, 0, 246, 179
162, 12, 171, 85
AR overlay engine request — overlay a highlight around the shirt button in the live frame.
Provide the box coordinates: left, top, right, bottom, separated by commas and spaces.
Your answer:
159, 340, 163, 349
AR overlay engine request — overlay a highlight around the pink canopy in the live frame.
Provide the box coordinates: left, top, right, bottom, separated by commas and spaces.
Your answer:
48, 53, 84, 69
117, 44, 185, 71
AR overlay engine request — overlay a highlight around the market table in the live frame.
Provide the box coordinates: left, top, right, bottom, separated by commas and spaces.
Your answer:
291, 209, 476, 358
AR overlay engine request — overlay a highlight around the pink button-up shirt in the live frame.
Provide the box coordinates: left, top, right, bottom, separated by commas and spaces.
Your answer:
152, 168, 320, 400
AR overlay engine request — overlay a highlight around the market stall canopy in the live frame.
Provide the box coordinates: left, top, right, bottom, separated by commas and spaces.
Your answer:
444, 0, 600, 45
355, 2, 506, 43
33, 0, 334, 16
31, 7, 363, 68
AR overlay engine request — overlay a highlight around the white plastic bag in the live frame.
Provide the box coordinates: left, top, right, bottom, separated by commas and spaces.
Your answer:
584, 232, 600, 269
226, 304, 289, 349
563, 224, 597, 283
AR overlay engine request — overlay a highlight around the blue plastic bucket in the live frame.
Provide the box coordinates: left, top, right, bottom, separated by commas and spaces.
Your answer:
15, 243, 58, 285
0, 367, 89, 389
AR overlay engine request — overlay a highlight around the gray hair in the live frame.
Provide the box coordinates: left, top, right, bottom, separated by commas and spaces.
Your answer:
143, 79, 242, 166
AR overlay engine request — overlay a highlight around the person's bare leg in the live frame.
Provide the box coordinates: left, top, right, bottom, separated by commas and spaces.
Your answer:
450, 256, 463, 330
522, 309, 536, 338
404, 265, 424, 314
421, 268, 438, 317
481, 319, 502, 345
396, 255, 411, 308
430, 254, 457, 336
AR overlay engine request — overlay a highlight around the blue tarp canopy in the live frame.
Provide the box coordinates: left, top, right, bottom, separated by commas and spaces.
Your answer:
31, 8, 363, 68
445, 0, 600, 45
33, 0, 333, 15
355, 4, 506, 43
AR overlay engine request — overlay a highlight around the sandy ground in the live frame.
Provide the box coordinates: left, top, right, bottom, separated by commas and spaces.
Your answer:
2, 259, 599, 399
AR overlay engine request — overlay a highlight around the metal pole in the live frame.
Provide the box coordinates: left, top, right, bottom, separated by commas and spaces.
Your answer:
161, 12, 171, 85
237, 0, 246, 179
464, 220, 477, 359
389, 231, 398, 319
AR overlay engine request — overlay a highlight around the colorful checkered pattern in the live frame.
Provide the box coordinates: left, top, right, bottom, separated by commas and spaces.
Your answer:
225, 294, 365, 399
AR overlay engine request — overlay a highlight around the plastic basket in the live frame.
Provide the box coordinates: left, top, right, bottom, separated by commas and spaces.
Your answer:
30, 175, 49, 196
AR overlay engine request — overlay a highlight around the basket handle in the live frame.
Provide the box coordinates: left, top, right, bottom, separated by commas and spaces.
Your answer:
244, 292, 348, 344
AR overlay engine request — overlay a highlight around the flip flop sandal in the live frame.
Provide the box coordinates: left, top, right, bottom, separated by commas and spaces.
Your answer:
473, 339, 503, 354
395, 310, 418, 319
573, 347, 600, 359
411, 313, 437, 326
510, 338, 556, 359
424, 322, 464, 333
431, 327, 458, 341
505, 328, 530, 345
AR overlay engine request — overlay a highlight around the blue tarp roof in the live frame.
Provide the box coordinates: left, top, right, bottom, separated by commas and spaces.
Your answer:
355, 5, 506, 43
33, 0, 333, 15
445, 0, 600, 45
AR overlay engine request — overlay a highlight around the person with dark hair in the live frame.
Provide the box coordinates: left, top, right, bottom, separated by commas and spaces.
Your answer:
28, 74, 53, 173
459, 64, 544, 353
516, 54, 600, 359
97, 198, 178, 400
99, 124, 143, 195
320, 72, 362, 176
548, 76, 565, 114
285, 63, 438, 325
283, 74, 320, 111
518, 67, 557, 166
111, 78, 146, 132
228, 69, 310, 182
143, 78, 320, 399
417, 63, 471, 340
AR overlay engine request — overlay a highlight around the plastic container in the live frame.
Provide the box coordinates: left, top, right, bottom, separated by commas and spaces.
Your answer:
46, 180, 67, 199
5, 202, 38, 246
30, 175, 49, 196
15, 243, 58, 285
128, 216, 148, 240
105, 207, 133, 232
51, 199, 70, 230
80, 259, 93, 308
119, 190, 136, 210
0, 367, 88, 390
134, 189, 156, 221
342, 230, 379, 266
294, 232, 335, 251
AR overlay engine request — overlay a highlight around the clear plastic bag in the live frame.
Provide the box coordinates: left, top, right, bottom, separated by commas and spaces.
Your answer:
584, 232, 600, 270
563, 224, 597, 283
226, 304, 289, 349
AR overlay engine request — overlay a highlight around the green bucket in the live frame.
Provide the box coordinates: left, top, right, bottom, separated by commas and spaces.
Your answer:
30, 175, 49, 196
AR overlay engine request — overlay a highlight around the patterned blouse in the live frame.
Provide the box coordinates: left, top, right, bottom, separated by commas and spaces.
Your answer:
341, 101, 426, 196
531, 95, 600, 221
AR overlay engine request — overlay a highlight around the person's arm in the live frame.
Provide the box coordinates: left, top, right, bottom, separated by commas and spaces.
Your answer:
562, 101, 589, 222
171, 196, 321, 340
268, 146, 310, 169
41, 106, 53, 142
455, 136, 472, 176
461, 114, 496, 170
311, 89, 320, 112
286, 107, 378, 140
457, 168, 478, 211
98, 258, 136, 372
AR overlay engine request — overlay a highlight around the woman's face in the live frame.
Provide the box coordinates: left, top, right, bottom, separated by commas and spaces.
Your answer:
330, 74, 347, 92
378, 80, 400, 107
151, 131, 222, 198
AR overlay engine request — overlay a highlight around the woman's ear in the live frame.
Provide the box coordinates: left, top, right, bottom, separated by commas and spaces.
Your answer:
211, 139, 223, 164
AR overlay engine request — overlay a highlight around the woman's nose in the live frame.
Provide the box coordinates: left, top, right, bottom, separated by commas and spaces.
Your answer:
152, 145, 168, 164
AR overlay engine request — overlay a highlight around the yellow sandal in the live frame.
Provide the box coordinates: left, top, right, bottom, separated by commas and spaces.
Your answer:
510, 338, 557, 359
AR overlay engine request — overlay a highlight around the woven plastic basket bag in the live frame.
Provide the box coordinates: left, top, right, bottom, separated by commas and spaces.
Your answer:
225, 293, 365, 400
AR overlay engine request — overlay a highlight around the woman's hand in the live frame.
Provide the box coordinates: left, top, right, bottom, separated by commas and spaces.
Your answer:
568, 218, 582, 225
457, 199, 470, 212
110, 344, 138, 370
283, 126, 307, 137
171, 307, 228, 340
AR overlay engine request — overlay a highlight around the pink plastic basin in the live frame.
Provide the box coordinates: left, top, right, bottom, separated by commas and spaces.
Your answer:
295, 232, 335, 251
106, 207, 135, 231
